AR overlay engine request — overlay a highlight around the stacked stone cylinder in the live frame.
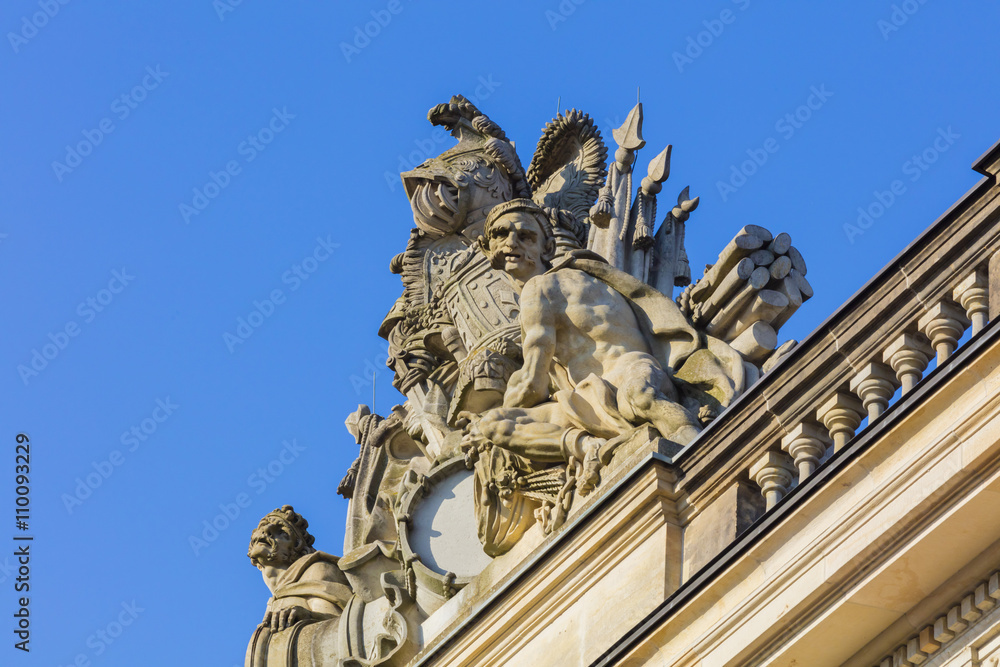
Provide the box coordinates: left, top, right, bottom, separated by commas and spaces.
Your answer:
684, 225, 812, 365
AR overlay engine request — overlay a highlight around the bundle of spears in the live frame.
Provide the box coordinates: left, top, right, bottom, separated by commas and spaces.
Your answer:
678, 225, 812, 367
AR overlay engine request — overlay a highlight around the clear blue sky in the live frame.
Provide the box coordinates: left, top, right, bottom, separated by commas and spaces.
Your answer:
3, 1, 999, 664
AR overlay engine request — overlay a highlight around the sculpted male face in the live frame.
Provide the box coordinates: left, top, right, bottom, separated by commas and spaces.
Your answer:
485, 211, 550, 287
249, 520, 297, 569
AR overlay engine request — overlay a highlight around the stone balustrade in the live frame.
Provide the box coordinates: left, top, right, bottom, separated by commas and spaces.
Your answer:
674, 151, 1000, 552
733, 264, 986, 511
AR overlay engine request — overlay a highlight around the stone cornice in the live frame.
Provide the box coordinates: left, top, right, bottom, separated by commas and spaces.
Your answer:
872, 568, 1000, 667
974, 136, 1000, 177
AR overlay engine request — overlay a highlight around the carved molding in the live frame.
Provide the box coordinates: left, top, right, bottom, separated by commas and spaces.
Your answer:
873, 569, 1000, 667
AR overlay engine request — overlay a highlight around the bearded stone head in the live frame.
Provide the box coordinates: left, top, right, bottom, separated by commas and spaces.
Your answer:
479, 198, 557, 286
248, 505, 316, 569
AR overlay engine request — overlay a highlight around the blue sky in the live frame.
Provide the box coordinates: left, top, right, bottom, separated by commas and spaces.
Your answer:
3, 1, 999, 664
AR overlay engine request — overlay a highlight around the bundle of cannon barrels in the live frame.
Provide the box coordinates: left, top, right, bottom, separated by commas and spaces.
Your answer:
678, 225, 812, 366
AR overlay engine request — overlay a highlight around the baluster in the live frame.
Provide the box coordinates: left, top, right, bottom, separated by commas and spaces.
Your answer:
849, 362, 900, 421
883, 332, 934, 395
918, 301, 970, 364
816, 392, 864, 451
749, 451, 795, 510
780, 423, 832, 482
953, 267, 989, 335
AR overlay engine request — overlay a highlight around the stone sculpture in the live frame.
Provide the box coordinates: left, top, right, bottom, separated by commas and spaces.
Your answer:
246, 506, 351, 664
246, 505, 410, 666
244, 94, 813, 666
463, 198, 745, 537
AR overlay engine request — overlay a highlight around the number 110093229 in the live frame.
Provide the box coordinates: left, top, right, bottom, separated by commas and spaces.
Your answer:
15, 434, 29, 529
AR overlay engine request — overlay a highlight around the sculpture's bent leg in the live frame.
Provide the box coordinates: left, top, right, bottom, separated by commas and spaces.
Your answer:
612, 352, 702, 444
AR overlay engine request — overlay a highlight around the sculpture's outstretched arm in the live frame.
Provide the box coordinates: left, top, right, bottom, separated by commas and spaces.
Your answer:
504, 278, 556, 409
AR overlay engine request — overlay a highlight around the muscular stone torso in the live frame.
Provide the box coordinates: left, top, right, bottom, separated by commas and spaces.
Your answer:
529, 268, 652, 385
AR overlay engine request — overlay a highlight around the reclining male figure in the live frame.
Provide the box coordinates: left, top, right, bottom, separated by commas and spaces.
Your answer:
469, 199, 706, 484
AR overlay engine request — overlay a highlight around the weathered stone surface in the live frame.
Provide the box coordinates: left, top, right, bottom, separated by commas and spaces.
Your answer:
244, 93, 815, 666
245, 507, 358, 666
682, 480, 764, 579
990, 250, 1000, 320
242, 93, 1000, 667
